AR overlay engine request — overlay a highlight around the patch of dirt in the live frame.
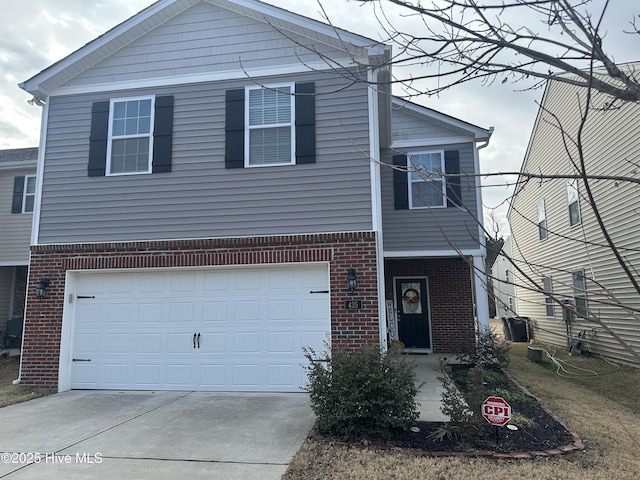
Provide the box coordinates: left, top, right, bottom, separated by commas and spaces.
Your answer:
317, 364, 576, 454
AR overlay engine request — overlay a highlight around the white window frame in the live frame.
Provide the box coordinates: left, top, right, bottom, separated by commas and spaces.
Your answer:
566, 179, 582, 227
542, 276, 554, 317
508, 296, 514, 312
22, 175, 36, 213
572, 268, 589, 318
245, 83, 295, 168
106, 96, 155, 176
408, 150, 446, 209
536, 199, 548, 241
505, 269, 510, 283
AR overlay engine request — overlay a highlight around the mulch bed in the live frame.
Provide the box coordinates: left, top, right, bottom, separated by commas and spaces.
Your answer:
315, 364, 581, 457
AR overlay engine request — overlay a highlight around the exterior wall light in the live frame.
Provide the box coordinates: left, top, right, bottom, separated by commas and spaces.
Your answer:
347, 268, 358, 292
36, 278, 50, 299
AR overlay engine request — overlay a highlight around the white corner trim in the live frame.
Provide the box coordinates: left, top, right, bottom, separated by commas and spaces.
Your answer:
31, 101, 49, 245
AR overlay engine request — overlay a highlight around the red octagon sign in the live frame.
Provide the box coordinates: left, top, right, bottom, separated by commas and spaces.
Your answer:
481, 396, 511, 427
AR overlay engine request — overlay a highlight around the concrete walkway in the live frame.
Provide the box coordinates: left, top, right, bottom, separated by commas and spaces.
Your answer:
409, 354, 450, 422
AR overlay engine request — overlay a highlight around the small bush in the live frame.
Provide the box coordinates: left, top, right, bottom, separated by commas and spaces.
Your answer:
303, 345, 419, 441
458, 326, 511, 368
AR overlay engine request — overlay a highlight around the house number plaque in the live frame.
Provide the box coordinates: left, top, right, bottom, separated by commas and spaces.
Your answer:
345, 300, 362, 310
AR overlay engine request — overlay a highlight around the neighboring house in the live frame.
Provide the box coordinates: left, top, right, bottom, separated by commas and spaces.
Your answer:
0, 148, 37, 344
509, 69, 640, 365
492, 237, 517, 318
18, 0, 492, 392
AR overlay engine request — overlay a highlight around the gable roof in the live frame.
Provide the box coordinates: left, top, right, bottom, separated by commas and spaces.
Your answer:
20, 0, 389, 99
392, 97, 494, 142
0, 147, 38, 169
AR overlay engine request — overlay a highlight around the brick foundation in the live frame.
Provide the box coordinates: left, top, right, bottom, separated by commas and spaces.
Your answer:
384, 257, 475, 353
22, 232, 379, 388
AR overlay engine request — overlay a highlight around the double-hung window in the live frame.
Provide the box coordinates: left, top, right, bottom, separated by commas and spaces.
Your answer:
408, 151, 446, 208
11, 175, 36, 214
107, 97, 154, 175
566, 178, 581, 227
537, 199, 548, 241
542, 276, 554, 317
246, 85, 294, 166
572, 268, 589, 318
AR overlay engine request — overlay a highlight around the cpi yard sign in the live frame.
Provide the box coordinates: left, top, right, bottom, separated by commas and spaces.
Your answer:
481, 396, 511, 427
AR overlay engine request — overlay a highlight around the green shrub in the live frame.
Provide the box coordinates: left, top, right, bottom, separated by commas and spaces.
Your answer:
458, 326, 511, 368
303, 345, 419, 441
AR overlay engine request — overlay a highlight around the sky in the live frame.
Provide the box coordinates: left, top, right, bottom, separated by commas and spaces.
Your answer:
1, 0, 638, 235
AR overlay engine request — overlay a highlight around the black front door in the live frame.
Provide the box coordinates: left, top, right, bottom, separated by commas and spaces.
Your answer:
395, 278, 431, 349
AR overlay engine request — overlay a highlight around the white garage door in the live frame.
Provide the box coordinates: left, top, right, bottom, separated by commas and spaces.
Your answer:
69, 264, 330, 392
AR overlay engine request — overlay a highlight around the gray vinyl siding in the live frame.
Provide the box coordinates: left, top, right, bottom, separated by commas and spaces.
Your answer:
38, 71, 373, 244
510, 77, 640, 365
392, 107, 460, 142
0, 168, 34, 263
62, 1, 357, 90
381, 142, 480, 252
493, 237, 517, 316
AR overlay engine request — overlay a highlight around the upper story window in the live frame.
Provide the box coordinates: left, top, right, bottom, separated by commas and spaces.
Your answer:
536, 199, 548, 241
505, 269, 510, 283
408, 151, 446, 208
572, 268, 589, 318
246, 85, 294, 167
542, 276, 554, 317
566, 178, 581, 227
11, 175, 36, 214
107, 97, 154, 175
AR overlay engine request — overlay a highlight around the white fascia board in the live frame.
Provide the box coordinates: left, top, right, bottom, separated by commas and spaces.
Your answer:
392, 98, 492, 140
49, 61, 361, 97
20, 0, 185, 96
384, 249, 483, 258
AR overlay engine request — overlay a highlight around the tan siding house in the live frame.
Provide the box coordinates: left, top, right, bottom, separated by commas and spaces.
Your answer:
509, 71, 640, 365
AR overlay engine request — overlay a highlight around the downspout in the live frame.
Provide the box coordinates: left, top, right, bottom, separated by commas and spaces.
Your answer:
471, 127, 494, 332
14, 96, 49, 386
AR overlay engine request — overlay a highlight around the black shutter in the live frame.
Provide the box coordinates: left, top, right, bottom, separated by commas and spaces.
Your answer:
88, 101, 110, 177
295, 82, 315, 164
11, 176, 25, 214
152, 95, 174, 173
225, 89, 245, 169
445, 150, 461, 207
393, 154, 409, 210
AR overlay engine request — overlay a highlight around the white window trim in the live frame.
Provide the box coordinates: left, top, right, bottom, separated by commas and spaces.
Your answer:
22, 174, 36, 214
543, 276, 554, 317
566, 179, 582, 227
536, 198, 548, 241
408, 149, 446, 209
106, 95, 155, 176
245, 83, 295, 168
572, 268, 588, 318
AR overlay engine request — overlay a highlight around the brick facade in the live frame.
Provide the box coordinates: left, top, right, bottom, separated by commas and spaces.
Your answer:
22, 232, 379, 388
384, 257, 476, 353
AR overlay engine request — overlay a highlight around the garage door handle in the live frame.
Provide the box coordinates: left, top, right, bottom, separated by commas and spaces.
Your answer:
73, 358, 91, 362
197, 333, 201, 349
309, 290, 329, 294
193, 333, 197, 349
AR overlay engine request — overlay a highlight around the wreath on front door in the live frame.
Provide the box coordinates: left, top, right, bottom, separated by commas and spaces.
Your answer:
402, 288, 420, 305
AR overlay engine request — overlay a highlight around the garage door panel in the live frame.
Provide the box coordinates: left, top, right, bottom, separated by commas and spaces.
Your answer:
71, 265, 330, 392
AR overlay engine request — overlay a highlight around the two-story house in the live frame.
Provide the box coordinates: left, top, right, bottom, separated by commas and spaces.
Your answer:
492, 237, 517, 318
0, 147, 37, 347
509, 68, 640, 366
17, 0, 492, 392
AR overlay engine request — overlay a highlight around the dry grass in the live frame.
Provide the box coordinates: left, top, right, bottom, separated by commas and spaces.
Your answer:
0, 355, 53, 407
283, 342, 640, 480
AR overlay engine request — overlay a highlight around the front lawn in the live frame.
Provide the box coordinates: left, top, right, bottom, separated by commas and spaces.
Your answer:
283, 342, 640, 480
0, 355, 53, 407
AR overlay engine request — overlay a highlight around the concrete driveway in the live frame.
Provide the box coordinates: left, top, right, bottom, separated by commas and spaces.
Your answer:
0, 391, 314, 480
